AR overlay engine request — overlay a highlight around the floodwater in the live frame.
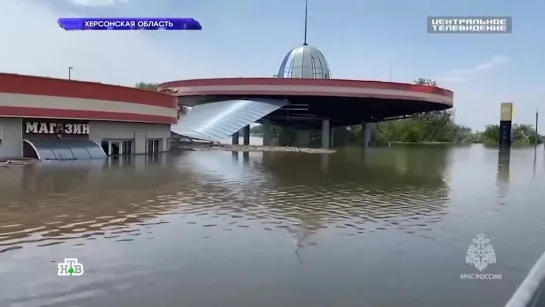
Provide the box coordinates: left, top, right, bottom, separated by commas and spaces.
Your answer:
1, 144, 544, 307
220, 135, 265, 145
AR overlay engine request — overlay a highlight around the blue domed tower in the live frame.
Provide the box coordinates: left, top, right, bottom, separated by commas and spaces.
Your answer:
277, 0, 331, 79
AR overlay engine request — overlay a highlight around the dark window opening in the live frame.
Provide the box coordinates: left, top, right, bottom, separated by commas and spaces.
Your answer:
147, 139, 161, 154
101, 141, 109, 155
111, 141, 120, 155
101, 140, 133, 156
23, 142, 39, 159
122, 140, 133, 155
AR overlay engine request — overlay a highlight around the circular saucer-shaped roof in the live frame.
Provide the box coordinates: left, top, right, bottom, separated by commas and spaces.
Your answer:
159, 78, 453, 129
277, 44, 331, 79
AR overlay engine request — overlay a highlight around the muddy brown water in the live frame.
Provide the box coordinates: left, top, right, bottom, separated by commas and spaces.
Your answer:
0, 145, 544, 307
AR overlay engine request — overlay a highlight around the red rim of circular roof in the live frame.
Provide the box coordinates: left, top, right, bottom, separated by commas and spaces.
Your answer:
158, 78, 453, 98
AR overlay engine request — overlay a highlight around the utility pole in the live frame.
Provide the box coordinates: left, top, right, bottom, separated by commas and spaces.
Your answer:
303, 0, 308, 45
534, 110, 539, 147
68, 67, 73, 80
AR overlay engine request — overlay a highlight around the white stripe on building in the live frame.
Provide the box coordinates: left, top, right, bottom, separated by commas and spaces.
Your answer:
0, 93, 177, 119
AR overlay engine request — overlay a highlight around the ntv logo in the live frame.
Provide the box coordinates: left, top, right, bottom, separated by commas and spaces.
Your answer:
460, 233, 502, 280
58, 258, 84, 276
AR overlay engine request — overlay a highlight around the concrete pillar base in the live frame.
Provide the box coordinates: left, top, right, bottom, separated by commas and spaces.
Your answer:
362, 122, 377, 148
322, 119, 330, 149
232, 131, 240, 145
242, 125, 250, 145
262, 120, 272, 146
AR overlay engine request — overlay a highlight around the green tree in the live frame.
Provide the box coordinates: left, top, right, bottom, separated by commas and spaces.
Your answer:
414, 78, 437, 86
250, 125, 263, 134
135, 82, 160, 91
372, 78, 469, 144
479, 124, 543, 145
481, 124, 500, 144
513, 124, 534, 144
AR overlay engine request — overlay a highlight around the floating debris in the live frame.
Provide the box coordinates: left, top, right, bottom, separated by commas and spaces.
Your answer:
0, 159, 39, 167
175, 143, 336, 154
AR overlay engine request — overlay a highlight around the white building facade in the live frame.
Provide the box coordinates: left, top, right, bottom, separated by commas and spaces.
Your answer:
0, 73, 177, 160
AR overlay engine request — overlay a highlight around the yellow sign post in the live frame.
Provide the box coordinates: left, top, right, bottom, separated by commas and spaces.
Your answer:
500, 102, 513, 121
499, 102, 514, 147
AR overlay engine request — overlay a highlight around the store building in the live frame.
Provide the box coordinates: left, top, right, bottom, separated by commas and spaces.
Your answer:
0, 73, 178, 160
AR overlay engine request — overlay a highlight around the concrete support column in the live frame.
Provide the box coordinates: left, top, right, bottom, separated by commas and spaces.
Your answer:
232, 131, 239, 145
262, 120, 272, 146
368, 122, 377, 145
242, 125, 250, 145
321, 119, 330, 149
330, 127, 335, 147
295, 130, 310, 147
363, 123, 370, 148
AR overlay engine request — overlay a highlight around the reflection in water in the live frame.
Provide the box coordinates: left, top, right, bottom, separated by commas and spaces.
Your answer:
497, 147, 511, 200
258, 149, 450, 240
0, 155, 179, 252
320, 153, 329, 173
242, 152, 249, 164
0, 147, 544, 307
533, 147, 538, 176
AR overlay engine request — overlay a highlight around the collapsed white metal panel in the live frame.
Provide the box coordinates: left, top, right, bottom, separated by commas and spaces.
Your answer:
171, 99, 288, 142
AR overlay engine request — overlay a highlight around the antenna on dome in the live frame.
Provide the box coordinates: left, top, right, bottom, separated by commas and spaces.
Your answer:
303, 0, 308, 45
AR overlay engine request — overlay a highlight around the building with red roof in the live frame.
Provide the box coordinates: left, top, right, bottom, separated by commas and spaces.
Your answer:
0, 73, 178, 160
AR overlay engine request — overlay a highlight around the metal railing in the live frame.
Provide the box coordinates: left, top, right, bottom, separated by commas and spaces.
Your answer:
505, 251, 545, 307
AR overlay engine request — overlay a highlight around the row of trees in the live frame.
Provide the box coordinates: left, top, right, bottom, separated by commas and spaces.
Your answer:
479, 123, 542, 145
136, 81, 543, 146
375, 120, 542, 145
371, 78, 543, 145
135, 82, 159, 91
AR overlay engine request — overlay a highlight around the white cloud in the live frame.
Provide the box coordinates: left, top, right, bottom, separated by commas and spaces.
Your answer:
64, 0, 129, 6
436, 55, 510, 83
